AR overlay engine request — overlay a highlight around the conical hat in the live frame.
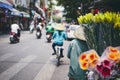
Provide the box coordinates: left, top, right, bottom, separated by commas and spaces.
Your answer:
74, 26, 86, 41
54, 23, 65, 30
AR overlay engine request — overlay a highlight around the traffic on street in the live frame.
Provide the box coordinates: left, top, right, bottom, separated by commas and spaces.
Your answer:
0, 30, 70, 80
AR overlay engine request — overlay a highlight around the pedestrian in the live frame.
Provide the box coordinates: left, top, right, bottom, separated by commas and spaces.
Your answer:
52, 23, 67, 57
67, 26, 89, 80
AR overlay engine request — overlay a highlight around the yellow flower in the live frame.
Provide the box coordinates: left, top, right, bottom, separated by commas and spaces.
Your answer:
107, 52, 118, 61
107, 47, 120, 61
109, 47, 119, 53
114, 22, 120, 28
80, 60, 89, 70
88, 51, 99, 63
79, 53, 87, 63
90, 59, 99, 68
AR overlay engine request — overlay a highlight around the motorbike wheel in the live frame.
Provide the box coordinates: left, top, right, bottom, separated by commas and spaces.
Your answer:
36, 33, 42, 39
10, 37, 15, 44
47, 38, 51, 42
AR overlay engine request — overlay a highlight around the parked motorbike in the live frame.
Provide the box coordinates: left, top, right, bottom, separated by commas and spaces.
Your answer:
9, 32, 19, 44
36, 27, 42, 39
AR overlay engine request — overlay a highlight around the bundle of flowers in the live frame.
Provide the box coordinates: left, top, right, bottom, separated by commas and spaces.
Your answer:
79, 50, 100, 70
77, 12, 120, 55
79, 46, 120, 79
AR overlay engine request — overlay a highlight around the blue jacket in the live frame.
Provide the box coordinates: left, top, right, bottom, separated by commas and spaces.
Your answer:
52, 30, 67, 45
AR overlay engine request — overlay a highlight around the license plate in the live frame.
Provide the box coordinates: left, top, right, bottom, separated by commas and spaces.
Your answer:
37, 32, 40, 35
10, 35, 13, 37
46, 35, 50, 38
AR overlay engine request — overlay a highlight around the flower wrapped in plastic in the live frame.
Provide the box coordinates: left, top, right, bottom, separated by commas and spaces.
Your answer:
79, 49, 100, 70
79, 46, 120, 79
96, 46, 120, 78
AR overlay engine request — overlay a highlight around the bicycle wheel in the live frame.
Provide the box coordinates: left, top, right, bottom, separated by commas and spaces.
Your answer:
57, 56, 60, 66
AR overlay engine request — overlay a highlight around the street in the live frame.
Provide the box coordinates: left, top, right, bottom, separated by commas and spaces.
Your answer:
0, 29, 70, 80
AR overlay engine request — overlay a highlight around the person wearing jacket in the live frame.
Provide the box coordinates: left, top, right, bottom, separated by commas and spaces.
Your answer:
67, 26, 89, 80
52, 23, 67, 57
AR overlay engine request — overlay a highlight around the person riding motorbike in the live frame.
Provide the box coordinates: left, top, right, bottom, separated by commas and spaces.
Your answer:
52, 23, 67, 57
10, 21, 20, 42
36, 22, 42, 38
46, 22, 55, 42
46, 22, 55, 35
36, 22, 42, 32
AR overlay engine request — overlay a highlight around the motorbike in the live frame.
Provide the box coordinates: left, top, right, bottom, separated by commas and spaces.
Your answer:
9, 32, 19, 44
46, 26, 54, 43
36, 27, 42, 39
46, 32, 52, 42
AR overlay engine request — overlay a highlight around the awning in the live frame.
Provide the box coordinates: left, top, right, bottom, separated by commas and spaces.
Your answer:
0, 0, 13, 6
0, 2, 22, 17
20, 12, 30, 18
0, 1, 13, 10
10, 8, 22, 17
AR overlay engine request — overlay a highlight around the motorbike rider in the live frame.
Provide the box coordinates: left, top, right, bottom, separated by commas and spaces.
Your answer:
10, 21, 20, 42
36, 21, 42, 31
52, 23, 67, 57
46, 22, 55, 41
46, 22, 55, 35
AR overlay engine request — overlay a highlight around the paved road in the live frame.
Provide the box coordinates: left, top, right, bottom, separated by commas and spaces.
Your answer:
0, 30, 71, 80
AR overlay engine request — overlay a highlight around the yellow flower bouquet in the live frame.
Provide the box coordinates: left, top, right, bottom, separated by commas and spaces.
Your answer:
77, 12, 120, 56
79, 50, 100, 70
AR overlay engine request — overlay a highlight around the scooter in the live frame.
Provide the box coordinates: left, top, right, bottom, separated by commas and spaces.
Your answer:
46, 26, 54, 43
36, 28, 42, 39
9, 32, 19, 44
46, 32, 52, 42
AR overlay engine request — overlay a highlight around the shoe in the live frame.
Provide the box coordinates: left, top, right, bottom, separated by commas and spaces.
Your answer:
52, 53, 56, 55
60, 55, 64, 58
60, 53, 64, 57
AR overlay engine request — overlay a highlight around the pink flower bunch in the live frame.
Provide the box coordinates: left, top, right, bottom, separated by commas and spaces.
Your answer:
96, 59, 115, 77
95, 46, 120, 78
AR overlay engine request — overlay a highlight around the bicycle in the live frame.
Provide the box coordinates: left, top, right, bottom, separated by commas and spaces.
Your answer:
56, 45, 64, 66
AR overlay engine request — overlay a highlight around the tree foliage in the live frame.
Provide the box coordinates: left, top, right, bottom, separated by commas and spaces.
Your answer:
57, 0, 120, 21
95, 0, 120, 12
56, 0, 94, 21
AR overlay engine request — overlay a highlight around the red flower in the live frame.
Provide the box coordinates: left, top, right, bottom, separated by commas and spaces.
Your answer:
103, 60, 110, 66
96, 64, 102, 72
101, 66, 111, 77
96, 61, 111, 77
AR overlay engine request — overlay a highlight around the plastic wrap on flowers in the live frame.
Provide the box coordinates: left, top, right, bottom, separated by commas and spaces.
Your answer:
96, 46, 120, 78
78, 49, 100, 71
79, 46, 120, 79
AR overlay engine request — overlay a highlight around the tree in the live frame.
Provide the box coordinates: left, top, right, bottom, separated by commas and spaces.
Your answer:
57, 0, 120, 22
57, 0, 94, 21
94, 0, 120, 12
